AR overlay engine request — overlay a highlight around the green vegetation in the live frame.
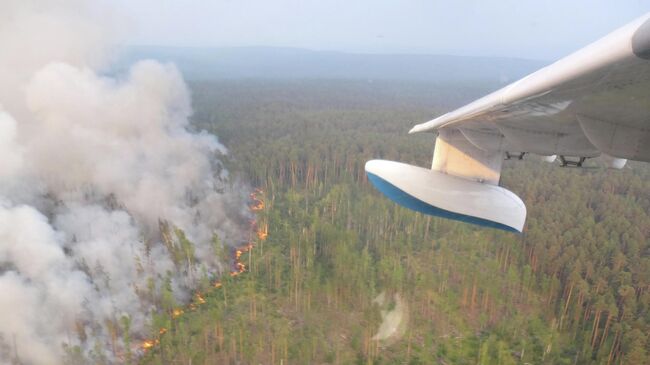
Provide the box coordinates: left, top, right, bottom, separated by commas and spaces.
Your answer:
141, 79, 650, 364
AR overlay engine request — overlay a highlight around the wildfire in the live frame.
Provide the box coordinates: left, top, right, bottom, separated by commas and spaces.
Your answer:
140, 188, 267, 353
257, 222, 268, 241
172, 308, 184, 318
249, 190, 265, 211
141, 340, 157, 350
231, 242, 254, 277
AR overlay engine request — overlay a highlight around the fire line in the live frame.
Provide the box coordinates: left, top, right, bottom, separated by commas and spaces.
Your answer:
139, 188, 267, 353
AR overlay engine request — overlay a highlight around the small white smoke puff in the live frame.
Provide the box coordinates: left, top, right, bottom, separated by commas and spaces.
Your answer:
371, 292, 408, 345
0, 2, 245, 364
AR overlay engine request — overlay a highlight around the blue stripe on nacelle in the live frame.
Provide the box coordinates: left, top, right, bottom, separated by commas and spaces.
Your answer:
367, 172, 521, 233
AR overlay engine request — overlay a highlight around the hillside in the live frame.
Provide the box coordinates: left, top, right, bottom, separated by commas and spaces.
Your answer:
116, 46, 546, 83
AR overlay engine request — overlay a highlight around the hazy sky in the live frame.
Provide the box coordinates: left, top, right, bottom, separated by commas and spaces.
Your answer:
114, 1, 648, 60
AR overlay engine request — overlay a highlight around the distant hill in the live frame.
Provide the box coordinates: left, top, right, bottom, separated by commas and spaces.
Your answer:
115, 46, 547, 83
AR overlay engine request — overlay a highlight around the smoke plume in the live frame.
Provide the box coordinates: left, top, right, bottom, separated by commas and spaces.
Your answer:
0, 2, 246, 364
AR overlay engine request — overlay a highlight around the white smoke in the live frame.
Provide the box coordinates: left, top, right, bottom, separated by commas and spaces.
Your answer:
0, 2, 246, 364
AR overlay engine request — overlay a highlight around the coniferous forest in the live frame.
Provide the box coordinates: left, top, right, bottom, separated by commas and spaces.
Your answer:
139, 79, 650, 365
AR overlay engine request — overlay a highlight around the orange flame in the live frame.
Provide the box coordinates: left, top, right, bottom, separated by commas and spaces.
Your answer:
141, 339, 157, 350
257, 222, 268, 241
250, 190, 265, 211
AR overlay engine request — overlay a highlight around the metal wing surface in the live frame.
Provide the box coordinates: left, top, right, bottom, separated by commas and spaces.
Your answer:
410, 13, 650, 162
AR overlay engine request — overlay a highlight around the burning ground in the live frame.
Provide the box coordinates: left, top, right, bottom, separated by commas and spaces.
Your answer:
0, 1, 248, 364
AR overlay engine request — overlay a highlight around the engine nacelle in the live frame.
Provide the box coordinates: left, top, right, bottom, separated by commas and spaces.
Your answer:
365, 160, 526, 233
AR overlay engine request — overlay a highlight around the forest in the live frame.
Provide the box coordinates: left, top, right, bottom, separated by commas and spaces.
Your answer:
136, 79, 650, 364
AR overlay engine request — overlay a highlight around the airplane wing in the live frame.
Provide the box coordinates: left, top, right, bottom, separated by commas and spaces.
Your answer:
366, 13, 650, 233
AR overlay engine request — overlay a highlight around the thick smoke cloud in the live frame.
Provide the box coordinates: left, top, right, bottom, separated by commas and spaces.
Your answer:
0, 2, 245, 364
